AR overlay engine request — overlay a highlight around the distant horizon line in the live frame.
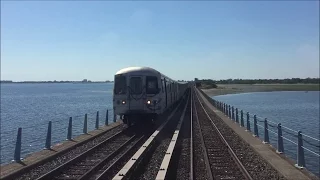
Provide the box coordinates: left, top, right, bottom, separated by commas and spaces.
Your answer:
1, 77, 319, 83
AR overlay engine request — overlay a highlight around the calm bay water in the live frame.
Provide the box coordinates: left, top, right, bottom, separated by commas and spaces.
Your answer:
1, 83, 114, 165
213, 91, 320, 177
0, 84, 319, 177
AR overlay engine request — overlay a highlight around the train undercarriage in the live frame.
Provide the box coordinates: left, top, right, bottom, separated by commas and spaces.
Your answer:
121, 113, 158, 127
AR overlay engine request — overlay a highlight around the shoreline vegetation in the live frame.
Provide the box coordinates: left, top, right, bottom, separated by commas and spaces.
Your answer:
0, 80, 114, 84
0, 80, 189, 84
195, 78, 319, 97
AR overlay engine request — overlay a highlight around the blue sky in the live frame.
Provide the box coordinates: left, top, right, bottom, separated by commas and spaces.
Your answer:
1, 1, 319, 81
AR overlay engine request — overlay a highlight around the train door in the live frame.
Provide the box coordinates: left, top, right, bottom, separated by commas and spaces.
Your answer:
128, 76, 144, 111
164, 78, 168, 108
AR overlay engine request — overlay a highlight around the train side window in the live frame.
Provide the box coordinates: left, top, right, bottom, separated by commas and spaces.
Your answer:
146, 76, 159, 94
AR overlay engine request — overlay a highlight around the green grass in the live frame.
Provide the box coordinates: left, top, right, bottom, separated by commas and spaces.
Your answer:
218, 84, 320, 91
201, 84, 319, 97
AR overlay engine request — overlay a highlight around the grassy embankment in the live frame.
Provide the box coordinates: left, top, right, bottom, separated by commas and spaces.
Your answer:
201, 84, 320, 97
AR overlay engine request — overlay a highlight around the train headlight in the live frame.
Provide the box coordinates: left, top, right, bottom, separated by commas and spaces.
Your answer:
122, 100, 126, 104
147, 100, 151, 105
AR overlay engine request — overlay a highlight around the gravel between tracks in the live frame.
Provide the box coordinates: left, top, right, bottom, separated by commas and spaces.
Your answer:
88, 135, 145, 180
196, 99, 246, 179
14, 124, 127, 180
192, 100, 208, 180
53, 133, 134, 179
96, 136, 146, 180
130, 97, 188, 180
97, 100, 187, 180
169, 100, 191, 180
196, 90, 287, 180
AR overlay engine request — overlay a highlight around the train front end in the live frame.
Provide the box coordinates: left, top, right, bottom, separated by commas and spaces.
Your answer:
113, 68, 162, 126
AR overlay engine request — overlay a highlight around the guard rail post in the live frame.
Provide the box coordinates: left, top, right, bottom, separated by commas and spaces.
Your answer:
67, 117, 72, 140
232, 106, 235, 121
228, 105, 231, 119
277, 123, 284, 154
295, 131, 306, 168
226, 104, 229, 116
83, 114, 88, 134
246, 112, 251, 131
44, 121, 52, 149
235, 108, 239, 123
95, 111, 99, 129
222, 103, 224, 113
105, 110, 109, 126
240, 110, 244, 127
263, 118, 269, 144
13, 127, 22, 162
253, 115, 259, 137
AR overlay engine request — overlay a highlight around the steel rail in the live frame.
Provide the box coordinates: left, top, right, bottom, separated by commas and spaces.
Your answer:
77, 135, 137, 180
190, 87, 194, 180
95, 135, 146, 180
193, 89, 214, 180
155, 94, 189, 179
112, 92, 187, 180
194, 87, 253, 180
36, 129, 129, 180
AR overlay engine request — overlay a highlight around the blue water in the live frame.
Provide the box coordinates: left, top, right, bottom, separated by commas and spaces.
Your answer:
213, 91, 320, 177
1, 83, 115, 165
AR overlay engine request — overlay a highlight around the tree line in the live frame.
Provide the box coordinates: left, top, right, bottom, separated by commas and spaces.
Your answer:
194, 78, 319, 88
214, 78, 319, 84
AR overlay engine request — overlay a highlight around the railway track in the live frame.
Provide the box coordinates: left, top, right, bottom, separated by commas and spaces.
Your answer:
157, 87, 193, 180
112, 90, 190, 180
36, 127, 140, 180
9, 124, 128, 180
193, 87, 252, 180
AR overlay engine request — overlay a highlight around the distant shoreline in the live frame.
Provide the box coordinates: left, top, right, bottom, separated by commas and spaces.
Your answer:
201, 84, 320, 97
0, 82, 113, 84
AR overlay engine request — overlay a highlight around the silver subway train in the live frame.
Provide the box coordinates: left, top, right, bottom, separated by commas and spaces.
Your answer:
113, 66, 189, 126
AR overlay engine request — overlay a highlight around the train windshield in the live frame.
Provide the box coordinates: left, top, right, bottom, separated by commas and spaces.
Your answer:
129, 77, 143, 94
146, 76, 159, 94
114, 75, 127, 95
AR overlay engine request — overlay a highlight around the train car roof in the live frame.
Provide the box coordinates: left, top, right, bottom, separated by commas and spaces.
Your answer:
115, 66, 160, 75
114, 66, 186, 84
115, 66, 174, 82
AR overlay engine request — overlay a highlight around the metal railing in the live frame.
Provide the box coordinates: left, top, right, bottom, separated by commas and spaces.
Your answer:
211, 100, 319, 171
2, 109, 117, 164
